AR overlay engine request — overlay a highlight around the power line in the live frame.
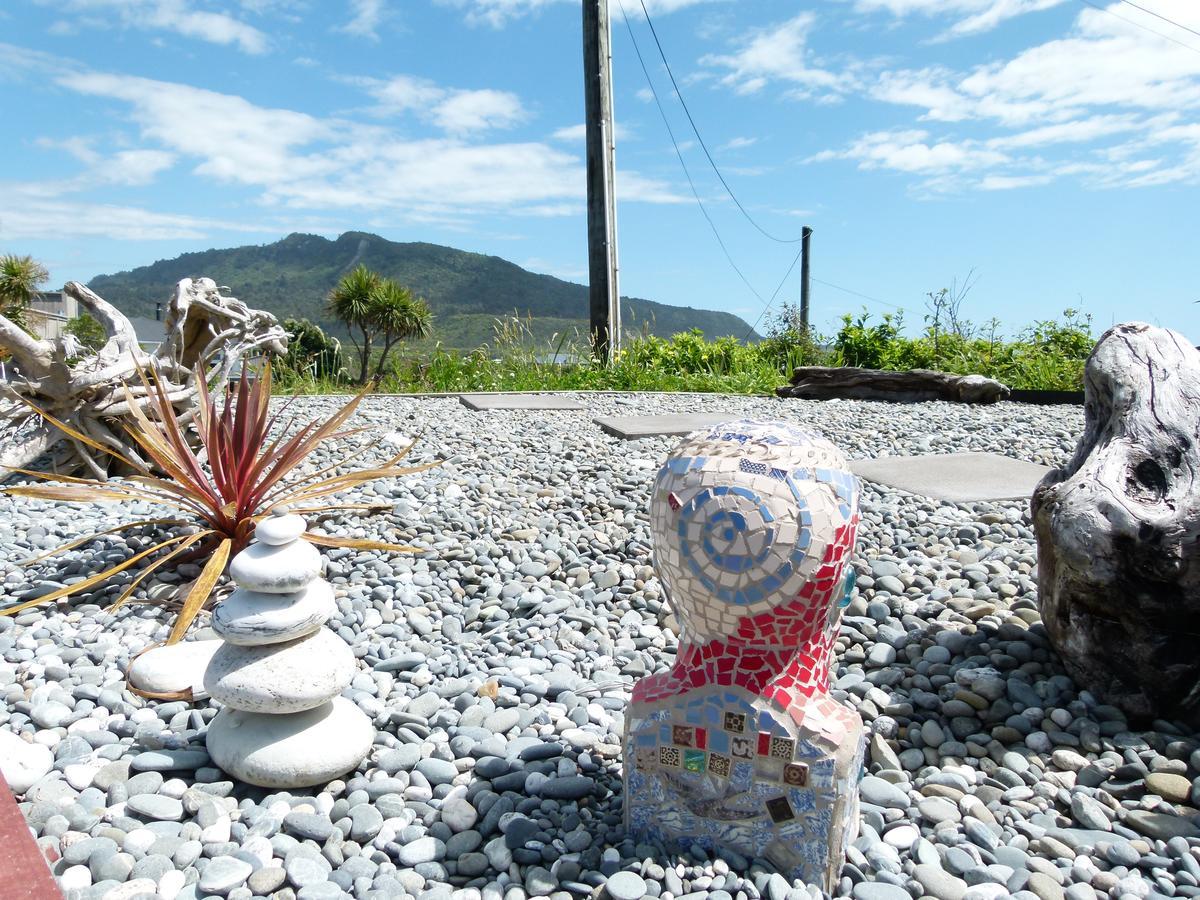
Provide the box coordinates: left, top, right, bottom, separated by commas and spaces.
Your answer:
634, 0, 805, 245
617, 0, 806, 338
743, 244, 805, 341
1077, 0, 1200, 55
1113, 0, 1200, 41
811, 278, 910, 313
614, 0, 767, 307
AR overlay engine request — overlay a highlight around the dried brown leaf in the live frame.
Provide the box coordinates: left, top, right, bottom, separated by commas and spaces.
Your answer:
166, 538, 230, 645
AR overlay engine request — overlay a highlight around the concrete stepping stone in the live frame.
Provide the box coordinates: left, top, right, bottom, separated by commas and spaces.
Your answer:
849, 451, 1051, 502
593, 413, 734, 439
459, 393, 584, 410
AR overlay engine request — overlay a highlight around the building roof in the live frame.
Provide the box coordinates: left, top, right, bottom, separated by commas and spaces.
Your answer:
127, 316, 164, 346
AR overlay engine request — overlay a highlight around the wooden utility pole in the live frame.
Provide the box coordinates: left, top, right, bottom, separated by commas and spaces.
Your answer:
583, 0, 621, 363
799, 226, 812, 332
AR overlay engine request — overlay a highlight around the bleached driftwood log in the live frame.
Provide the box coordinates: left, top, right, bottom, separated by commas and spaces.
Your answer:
776, 366, 1009, 403
1032, 322, 1200, 725
0, 278, 287, 478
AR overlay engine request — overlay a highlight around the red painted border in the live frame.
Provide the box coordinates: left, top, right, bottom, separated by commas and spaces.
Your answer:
0, 772, 62, 899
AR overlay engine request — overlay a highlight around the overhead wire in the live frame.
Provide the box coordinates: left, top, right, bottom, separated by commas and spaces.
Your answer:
1076, 0, 1200, 55
742, 244, 805, 341
634, 0, 805, 244
811, 278, 910, 313
1112, 0, 1200, 41
616, 0, 925, 336
614, 0, 768, 308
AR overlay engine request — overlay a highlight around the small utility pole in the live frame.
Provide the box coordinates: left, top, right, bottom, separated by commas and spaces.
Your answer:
583, 0, 621, 363
799, 225, 812, 333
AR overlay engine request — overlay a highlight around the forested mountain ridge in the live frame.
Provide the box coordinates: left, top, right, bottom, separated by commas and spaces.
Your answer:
87, 231, 759, 348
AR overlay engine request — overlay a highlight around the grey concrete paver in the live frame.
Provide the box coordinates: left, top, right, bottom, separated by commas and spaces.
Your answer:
849, 452, 1051, 502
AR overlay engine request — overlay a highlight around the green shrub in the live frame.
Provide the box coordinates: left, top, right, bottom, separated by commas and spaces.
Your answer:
757, 302, 828, 373
832, 311, 904, 369
278, 318, 346, 383
65, 313, 108, 353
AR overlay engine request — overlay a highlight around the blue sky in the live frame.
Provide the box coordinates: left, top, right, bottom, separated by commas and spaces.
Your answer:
2, 0, 1198, 341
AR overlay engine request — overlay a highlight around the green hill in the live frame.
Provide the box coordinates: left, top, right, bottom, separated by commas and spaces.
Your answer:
87, 231, 760, 349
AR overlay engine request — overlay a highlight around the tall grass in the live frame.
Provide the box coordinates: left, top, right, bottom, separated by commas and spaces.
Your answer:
274, 306, 1094, 396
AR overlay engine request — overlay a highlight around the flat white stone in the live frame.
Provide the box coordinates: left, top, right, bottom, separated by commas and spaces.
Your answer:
206, 697, 374, 788
211, 580, 336, 647
254, 514, 307, 546
229, 539, 321, 593
204, 628, 356, 714
0, 729, 54, 795
127, 639, 222, 701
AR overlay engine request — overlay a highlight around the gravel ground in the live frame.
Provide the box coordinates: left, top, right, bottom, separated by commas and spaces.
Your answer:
3, 393, 1198, 900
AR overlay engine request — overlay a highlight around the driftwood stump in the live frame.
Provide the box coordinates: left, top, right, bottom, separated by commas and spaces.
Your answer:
776, 366, 1009, 403
0, 278, 286, 478
1033, 322, 1200, 725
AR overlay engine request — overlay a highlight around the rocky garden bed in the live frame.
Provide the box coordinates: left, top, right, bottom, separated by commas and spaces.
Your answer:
3, 393, 1197, 900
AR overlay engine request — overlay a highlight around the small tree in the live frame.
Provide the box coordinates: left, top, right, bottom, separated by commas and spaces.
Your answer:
370, 280, 432, 381
328, 265, 382, 384
0, 254, 49, 331
65, 312, 108, 353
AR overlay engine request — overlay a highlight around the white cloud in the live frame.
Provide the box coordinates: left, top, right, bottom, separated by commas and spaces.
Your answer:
701, 13, 847, 98
552, 124, 587, 142
720, 136, 758, 150
812, 1, 1200, 190
0, 192, 274, 241
941, 0, 1067, 38
92, 149, 177, 186
27, 141, 177, 191
34, 0, 269, 53
26, 65, 684, 234
438, 0, 723, 29
60, 72, 329, 186
985, 114, 1149, 149
978, 173, 1055, 189
850, 0, 1068, 39
811, 129, 1009, 175
550, 122, 635, 142
434, 89, 526, 134
341, 0, 387, 39
359, 75, 527, 134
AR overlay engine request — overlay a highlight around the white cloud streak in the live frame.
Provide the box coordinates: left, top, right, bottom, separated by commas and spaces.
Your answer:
358, 74, 528, 134
701, 13, 848, 99
849, 0, 1068, 39
438, 0, 724, 29
0, 193, 276, 241
35, 0, 269, 53
341, 0, 387, 39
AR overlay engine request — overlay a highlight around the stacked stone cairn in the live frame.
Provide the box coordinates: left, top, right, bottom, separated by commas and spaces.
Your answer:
203, 509, 374, 788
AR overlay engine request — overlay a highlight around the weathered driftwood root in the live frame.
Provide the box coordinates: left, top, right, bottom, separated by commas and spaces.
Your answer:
1032, 322, 1200, 725
776, 366, 1010, 403
0, 278, 287, 478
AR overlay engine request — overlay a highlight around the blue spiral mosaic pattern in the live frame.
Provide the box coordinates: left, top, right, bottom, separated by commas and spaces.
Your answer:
650, 420, 857, 641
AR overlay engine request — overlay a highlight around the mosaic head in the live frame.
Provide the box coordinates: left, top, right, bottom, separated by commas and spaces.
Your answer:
650, 420, 860, 644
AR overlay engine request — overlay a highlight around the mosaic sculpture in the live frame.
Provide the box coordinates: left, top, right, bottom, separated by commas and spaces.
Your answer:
624, 421, 863, 890
204, 510, 374, 788
1034, 322, 1200, 725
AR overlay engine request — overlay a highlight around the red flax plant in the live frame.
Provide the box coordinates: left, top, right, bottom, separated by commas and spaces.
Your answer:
0, 363, 429, 645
